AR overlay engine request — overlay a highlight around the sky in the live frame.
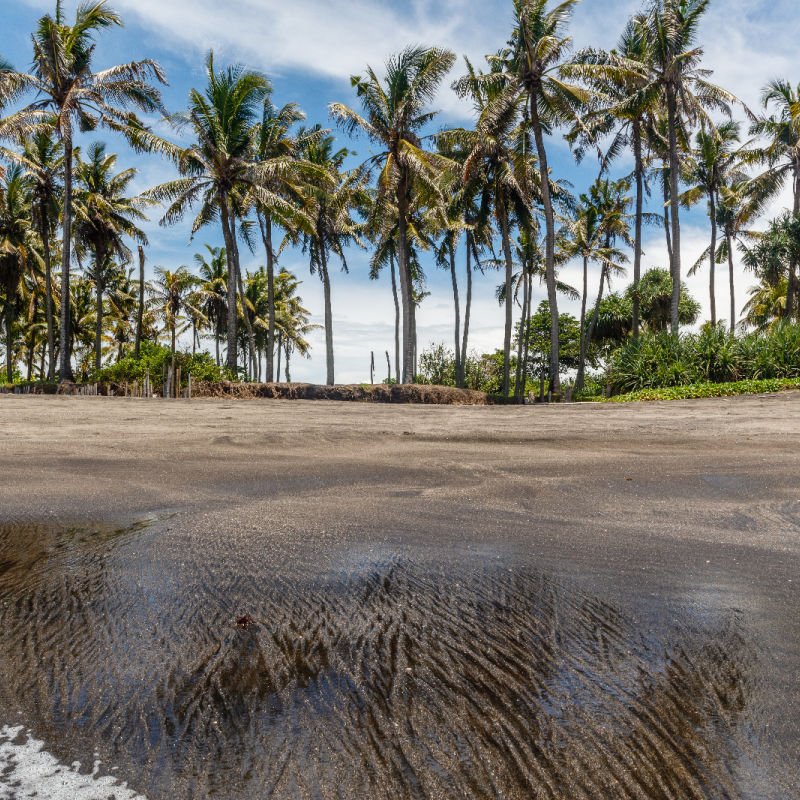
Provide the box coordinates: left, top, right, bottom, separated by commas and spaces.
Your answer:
2, 0, 798, 383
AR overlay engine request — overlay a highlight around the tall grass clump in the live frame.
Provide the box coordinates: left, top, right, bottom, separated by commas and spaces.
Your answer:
608, 323, 800, 393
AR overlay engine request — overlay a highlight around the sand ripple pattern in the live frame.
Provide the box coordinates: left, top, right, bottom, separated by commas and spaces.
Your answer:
0, 521, 763, 799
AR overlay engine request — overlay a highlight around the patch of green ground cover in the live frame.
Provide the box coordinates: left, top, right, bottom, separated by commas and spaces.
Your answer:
606, 378, 800, 403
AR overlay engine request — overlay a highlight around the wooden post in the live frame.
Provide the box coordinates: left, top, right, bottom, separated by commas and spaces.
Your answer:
188, 373, 192, 400
386, 350, 391, 384
175, 364, 181, 399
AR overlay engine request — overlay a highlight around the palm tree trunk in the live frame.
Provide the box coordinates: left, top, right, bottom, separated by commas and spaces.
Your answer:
498, 197, 514, 398
94, 256, 104, 373
389, 252, 400, 383
235, 262, 256, 379
171, 321, 176, 355
662, 161, 673, 266
396, 177, 414, 383
276, 333, 282, 379
514, 258, 529, 403
461, 238, 472, 388
709, 190, 717, 326
258, 211, 276, 382
521, 269, 532, 396
5, 300, 13, 384
218, 192, 238, 372
666, 85, 682, 334
727, 233, 736, 333
135, 245, 145, 359
581, 263, 609, 383
530, 97, 560, 393
448, 236, 461, 387
632, 122, 643, 340
39, 211, 56, 380
319, 245, 335, 385
790, 162, 800, 320
59, 127, 75, 382
576, 255, 589, 391
285, 340, 290, 382
215, 319, 220, 366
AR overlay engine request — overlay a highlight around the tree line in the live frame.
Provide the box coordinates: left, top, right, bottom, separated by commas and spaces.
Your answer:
1, 0, 799, 395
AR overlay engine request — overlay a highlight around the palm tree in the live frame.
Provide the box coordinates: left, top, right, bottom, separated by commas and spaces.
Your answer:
194, 245, 228, 365
0, 165, 34, 382
250, 100, 322, 382
294, 127, 367, 385
681, 122, 749, 326
3, 129, 63, 378
752, 80, 800, 318
149, 52, 269, 373
501, 0, 589, 394
567, 15, 661, 340
0, 1, 166, 380
72, 142, 148, 371
641, 0, 740, 333
449, 56, 539, 397
330, 45, 456, 384
148, 266, 200, 354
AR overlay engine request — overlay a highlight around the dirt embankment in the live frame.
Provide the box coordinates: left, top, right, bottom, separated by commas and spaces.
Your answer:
190, 381, 491, 405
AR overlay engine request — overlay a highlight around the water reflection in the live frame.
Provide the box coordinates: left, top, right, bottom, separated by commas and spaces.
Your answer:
0, 521, 771, 799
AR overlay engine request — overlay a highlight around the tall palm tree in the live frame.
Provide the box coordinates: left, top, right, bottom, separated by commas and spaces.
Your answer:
449, 56, 539, 397
0, 1, 166, 380
294, 128, 367, 385
641, 0, 740, 333
148, 266, 200, 354
501, 0, 589, 394
752, 80, 800, 319
567, 15, 661, 339
0, 165, 34, 382
194, 245, 228, 365
72, 142, 148, 371
330, 45, 456, 384
681, 122, 749, 326
3, 129, 63, 378
251, 100, 321, 382
148, 52, 269, 373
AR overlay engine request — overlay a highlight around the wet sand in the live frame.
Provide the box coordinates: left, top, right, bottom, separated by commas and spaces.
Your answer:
0, 393, 798, 798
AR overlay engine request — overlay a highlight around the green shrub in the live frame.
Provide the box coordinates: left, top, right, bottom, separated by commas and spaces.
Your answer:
607, 378, 800, 403
94, 341, 230, 390
607, 323, 800, 393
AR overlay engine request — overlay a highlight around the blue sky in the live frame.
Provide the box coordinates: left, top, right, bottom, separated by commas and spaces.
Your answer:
3, 0, 797, 382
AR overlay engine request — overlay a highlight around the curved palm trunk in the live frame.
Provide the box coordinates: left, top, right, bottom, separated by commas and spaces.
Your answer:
39, 212, 56, 380
135, 246, 145, 359
632, 123, 643, 340
662, 161, 673, 266
319, 245, 335, 386
666, 85, 682, 335
576, 255, 589, 391
709, 190, 717, 326
389, 252, 400, 384
498, 197, 514, 398
396, 177, 414, 384
460, 239, 472, 388
218, 193, 238, 372
448, 237, 461, 387
59, 128, 75, 381
285, 340, 290, 382
235, 263, 256, 379
727, 232, 736, 333
275, 333, 281, 379
258, 212, 276, 382
531, 98, 560, 393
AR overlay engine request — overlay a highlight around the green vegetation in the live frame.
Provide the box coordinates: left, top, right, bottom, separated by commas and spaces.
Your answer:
607, 378, 800, 403
1, 1, 799, 399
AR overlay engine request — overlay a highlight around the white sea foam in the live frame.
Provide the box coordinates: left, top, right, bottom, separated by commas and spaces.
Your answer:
0, 725, 146, 800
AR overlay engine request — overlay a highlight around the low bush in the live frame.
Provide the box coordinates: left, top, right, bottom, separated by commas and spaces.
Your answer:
607, 323, 800, 393
606, 378, 800, 403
